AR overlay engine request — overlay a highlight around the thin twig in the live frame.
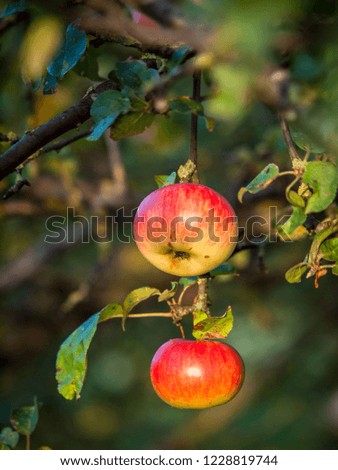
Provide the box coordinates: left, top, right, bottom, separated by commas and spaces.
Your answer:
99, 312, 173, 324
18, 128, 93, 171
190, 70, 201, 184
79, 0, 206, 52
0, 80, 117, 181
42, 128, 92, 154
177, 282, 196, 305
279, 113, 300, 162
3, 170, 31, 200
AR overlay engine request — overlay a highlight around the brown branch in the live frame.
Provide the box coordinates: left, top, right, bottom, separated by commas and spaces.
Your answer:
42, 127, 92, 154
0, 80, 117, 181
10, 128, 93, 177
96, 35, 194, 60
77, 0, 207, 53
3, 171, 31, 200
279, 113, 300, 161
124, 0, 182, 28
195, 276, 209, 313
1, 58, 199, 183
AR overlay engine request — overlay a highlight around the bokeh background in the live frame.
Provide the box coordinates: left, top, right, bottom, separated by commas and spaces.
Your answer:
0, 0, 337, 450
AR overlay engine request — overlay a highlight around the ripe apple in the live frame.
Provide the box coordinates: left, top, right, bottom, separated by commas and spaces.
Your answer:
150, 339, 244, 409
133, 183, 238, 276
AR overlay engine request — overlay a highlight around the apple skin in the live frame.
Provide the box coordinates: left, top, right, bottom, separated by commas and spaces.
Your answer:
134, 183, 238, 276
150, 339, 244, 409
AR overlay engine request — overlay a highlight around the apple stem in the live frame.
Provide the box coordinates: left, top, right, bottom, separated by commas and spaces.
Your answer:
178, 323, 186, 339
195, 276, 210, 315
190, 70, 202, 184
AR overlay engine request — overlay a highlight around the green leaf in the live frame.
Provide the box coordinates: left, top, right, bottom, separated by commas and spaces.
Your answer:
303, 161, 338, 214
56, 313, 100, 400
290, 127, 325, 153
122, 287, 160, 330
154, 172, 176, 188
0, 0, 25, 18
209, 264, 236, 277
332, 264, 338, 275
158, 282, 177, 302
179, 276, 198, 287
98, 302, 123, 323
0, 427, 19, 450
238, 164, 280, 202
308, 224, 338, 265
169, 97, 203, 115
119, 88, 149, 111
285, 262, 308, 283
87, 91, 131, 141
279, 207, 306, 235
192, 307, 234, 340
320, 238, 338, 262
116, 61, 160, 93
286, 190, 305, 208
10, 398, 39, 436
110, 112, 154, 140
47, 23, 87, 79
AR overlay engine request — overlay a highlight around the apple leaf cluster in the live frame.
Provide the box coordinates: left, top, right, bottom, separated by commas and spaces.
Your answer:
56, 269, 236, 401
84, 56, 214, 142
238, 142, 338, 286
56, 285, 176, 400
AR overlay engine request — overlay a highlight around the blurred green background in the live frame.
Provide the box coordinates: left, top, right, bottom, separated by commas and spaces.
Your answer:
0, 0, 337, 450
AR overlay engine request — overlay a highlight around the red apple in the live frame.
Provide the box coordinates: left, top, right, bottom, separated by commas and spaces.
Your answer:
134, 183, 238, 276
150, 339, 244, 409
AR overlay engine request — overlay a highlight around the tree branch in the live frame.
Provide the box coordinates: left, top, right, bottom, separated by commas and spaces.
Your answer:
279, 113, 300, 162
0, 80, 117, 181
77, 0, 207, 53
3, 170, 31, 200
124, 0, 182, 28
